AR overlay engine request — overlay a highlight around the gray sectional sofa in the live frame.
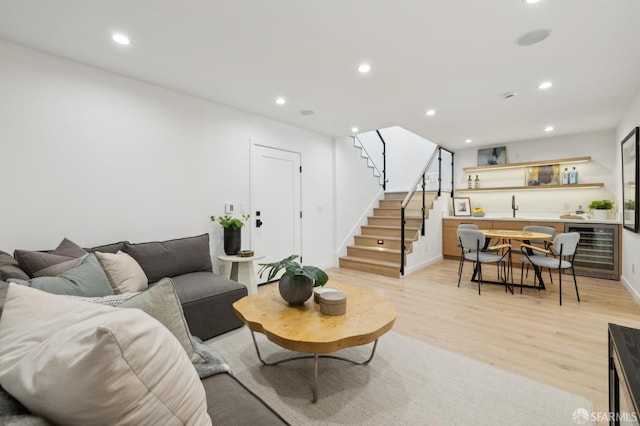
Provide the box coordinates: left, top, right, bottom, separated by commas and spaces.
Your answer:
0, 234, 289, 425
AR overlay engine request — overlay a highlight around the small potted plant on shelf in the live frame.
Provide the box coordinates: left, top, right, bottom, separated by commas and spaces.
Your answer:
211, 214, 250, 255
258, 254, 329, 305
587, 200, 614, 220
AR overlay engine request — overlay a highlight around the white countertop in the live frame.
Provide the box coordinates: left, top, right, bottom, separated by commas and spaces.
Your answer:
442, 215, 621, 224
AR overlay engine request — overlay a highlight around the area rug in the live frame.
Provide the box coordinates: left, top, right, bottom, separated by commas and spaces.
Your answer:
206, 327, 594, 425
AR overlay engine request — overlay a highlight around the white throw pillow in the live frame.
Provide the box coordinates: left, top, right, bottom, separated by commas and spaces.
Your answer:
95, 250, 148, 293
0, 284, 211, 426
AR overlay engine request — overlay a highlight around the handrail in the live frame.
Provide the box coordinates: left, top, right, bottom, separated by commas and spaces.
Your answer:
401, 145, 440, 208
375, 130, 387, 191
353, 134, 386, 189
399, 146, 440, 275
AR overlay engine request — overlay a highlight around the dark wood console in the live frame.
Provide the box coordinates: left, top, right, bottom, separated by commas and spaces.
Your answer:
608, 323, 640, 425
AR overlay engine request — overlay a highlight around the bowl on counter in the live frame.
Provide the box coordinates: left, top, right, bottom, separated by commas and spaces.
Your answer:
472, 212, 485, 217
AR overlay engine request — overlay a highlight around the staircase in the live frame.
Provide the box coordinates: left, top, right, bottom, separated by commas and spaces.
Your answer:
339, 191, 437, 278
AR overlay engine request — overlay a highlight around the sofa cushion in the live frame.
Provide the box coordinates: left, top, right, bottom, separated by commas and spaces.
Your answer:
7, 254, 113, 297
171, 272, 247, 340
0, 251, 29, 282
202, 373, 289, 425
124, 234, 212, 283
0, 284, 211, 426
86, 241, 129, 254
119, 278, 205, 364
94, 250, 148, 293
13, 238, 87, 278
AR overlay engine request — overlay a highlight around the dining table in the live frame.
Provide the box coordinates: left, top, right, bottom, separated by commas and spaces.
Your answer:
477, 229, 553, 290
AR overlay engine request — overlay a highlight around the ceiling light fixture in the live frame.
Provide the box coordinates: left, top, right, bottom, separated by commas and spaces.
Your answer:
426, 109, 436, 116
358, 63, 371, 73
524, 0, 541, 4
300, 109, 314, 116
275, 97, 286, 105
544, 126, 554, 132
351, 127, 359, 133
112, 33, 130, 45
465, 139, 472, 144
538, 81, 552, 90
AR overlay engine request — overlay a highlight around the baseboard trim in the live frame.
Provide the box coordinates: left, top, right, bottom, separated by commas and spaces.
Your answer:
621, 275, 640, 306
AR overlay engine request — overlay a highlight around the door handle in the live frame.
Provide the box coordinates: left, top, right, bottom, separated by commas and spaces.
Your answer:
256, 219, 263, 228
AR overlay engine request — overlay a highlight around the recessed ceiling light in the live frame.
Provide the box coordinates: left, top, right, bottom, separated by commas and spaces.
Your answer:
112, 33, 130, 45
523, 0, 541, 4
538, 81, 552, 90
516, 29, 550, 46
351, 127, 359, 133
300, 109, 314, 116
544, 126, 554, 132
465, 139, 472, 144
426, 109, 436, 116
358, 63, 371, 73
275, 97, 286, 105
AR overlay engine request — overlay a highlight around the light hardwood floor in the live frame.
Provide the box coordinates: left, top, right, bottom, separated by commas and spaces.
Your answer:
261, 259, 640, 422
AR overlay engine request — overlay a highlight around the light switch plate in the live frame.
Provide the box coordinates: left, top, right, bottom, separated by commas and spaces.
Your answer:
225, 202, 234, 214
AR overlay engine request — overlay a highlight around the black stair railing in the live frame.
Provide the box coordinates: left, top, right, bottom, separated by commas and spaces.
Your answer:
399, 146, 454, 275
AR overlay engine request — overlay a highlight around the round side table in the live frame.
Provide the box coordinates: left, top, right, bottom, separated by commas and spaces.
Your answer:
218, 254, 265, 295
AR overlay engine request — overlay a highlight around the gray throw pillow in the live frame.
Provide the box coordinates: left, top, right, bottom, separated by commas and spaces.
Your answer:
14, 238, 87, 278
119, 278, 205, 364
0, 251, 29, 282
124, 234, 212, 283
7, 254, 113, 297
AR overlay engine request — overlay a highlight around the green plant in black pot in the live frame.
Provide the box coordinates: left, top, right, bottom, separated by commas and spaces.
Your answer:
211, 214, 249, 255
258, 254, 329, 305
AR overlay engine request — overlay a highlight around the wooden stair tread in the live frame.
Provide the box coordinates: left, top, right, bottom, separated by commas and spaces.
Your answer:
355, 235, 415, 242
339, 256, 399, 268
347, 245, 401, 254
363, 225, 421, 231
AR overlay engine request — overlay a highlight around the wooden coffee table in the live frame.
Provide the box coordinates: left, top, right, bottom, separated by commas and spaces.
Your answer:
232, 280, 396, 402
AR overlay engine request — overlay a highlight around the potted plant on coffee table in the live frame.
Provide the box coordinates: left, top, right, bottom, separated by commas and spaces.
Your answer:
588, 200, 614, 220
258, 254, 329, 305
211, 214, 250, 255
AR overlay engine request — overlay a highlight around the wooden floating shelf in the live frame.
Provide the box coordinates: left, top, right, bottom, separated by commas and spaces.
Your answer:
455, 183, 604, 192
463, 156, 591, 172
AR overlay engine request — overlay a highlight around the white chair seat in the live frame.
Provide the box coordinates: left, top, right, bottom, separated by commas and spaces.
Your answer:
464, 252, 506, 263
526, 256, 572, 269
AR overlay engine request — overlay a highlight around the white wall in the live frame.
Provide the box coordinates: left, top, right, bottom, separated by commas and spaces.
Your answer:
617, 91, 640, 299
333, 136, 383, 259
453, 130, 617, 218
380, 126, 438, 192
0, 40, 334, 271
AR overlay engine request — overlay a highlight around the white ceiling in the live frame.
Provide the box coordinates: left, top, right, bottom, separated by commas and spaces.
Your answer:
1, 0, 640, 150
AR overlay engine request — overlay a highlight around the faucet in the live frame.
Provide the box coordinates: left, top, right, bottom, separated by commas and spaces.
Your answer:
512, 195, 519, 218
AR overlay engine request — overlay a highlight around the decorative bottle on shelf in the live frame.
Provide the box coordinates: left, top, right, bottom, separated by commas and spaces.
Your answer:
474, 175, 480, 189
562, 168, 569, 185
467, 175, 473, 189
568, 167, 578, 184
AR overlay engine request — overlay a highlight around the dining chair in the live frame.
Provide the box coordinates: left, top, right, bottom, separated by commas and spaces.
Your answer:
456, 224, 512, 280
519, 232, 581, 305
457, 228, 511, 295
520, 225, 555, 287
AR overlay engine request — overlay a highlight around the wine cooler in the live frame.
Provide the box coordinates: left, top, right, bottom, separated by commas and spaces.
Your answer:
564, 222, 620, 280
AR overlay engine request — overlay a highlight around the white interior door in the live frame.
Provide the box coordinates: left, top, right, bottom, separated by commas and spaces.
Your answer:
251, 144, 301, 284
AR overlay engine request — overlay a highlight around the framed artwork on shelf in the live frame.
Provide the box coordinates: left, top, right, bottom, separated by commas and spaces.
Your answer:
525, 164, 560, 186
621, 126, 639, 232
452, 197, 471, 216
477, 146, 506, 166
